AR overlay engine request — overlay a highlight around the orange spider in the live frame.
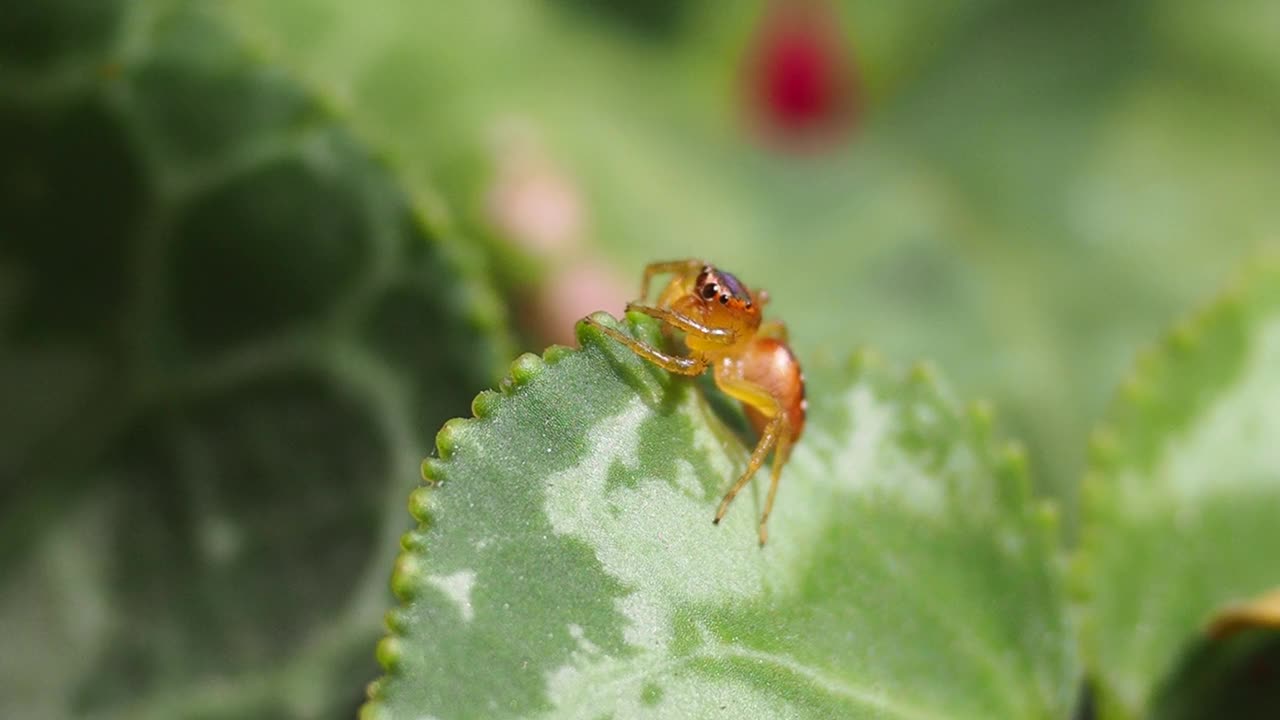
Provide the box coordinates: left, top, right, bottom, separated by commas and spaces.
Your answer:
585, 259, 806, 545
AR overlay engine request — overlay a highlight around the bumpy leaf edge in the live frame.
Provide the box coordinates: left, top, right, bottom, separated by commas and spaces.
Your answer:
1073, 253, 1280, 716
359, 310, 1066, 720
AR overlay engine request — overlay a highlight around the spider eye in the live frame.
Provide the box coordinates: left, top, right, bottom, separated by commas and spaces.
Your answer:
719, 294, 729, 305
700, 283, 718, 300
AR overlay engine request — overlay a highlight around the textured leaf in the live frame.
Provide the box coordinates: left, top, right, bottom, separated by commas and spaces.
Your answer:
364, 314, 1076, 719
1077, 259, 1280, 719
0, 0, 510, 717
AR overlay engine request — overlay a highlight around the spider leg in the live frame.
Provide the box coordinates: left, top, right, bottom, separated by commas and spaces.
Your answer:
714, 414, 783, 530
584, 317, 708, 376
625, 303, 736, 343
710, 368, 792, 544
757, 426, 794, 546
638, 259, 705, 301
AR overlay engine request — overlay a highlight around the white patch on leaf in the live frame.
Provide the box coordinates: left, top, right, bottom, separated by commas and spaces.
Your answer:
671, 458, 703, 497
567, 623, 600, 655
1116, 318, 1280, 515
1164, 318, 1280, 503
830, 385, 944, 517
539, 380, 987, 720
542, 395, 768, 704
426, 570, 477, 622
544, 395, 763, 617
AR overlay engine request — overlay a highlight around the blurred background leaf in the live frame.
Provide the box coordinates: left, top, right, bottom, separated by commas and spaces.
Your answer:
225, 0, 1280, 523
1077, 260, 1280, 719
0, 0, 511, 717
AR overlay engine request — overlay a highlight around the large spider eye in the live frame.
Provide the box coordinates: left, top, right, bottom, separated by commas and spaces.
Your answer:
700, 283, 718, 300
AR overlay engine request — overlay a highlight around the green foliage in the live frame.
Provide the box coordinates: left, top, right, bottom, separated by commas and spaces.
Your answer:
224, 0, 1280, 513
367, 314, 1075, 719
0, 0, 510, 717
1078, 260, 1280, 719
5, 1, 1280, 719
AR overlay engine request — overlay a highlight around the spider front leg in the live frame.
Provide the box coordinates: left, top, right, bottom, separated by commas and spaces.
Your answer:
625, 303, 737, 344
583, 317, 708, 376
637, 259, 705, 301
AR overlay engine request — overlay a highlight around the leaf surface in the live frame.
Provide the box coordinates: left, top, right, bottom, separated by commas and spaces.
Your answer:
0, 1, 510, 716
367, 314, 1076, 719
1078, 259, 1280, 719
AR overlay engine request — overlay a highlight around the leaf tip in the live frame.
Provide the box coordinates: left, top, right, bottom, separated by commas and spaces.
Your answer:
400, 528, 429, 553
543, 343, 575, 365
1087, 426, 1119, 469
968, 398, 996, 436
435, 417, 466, 460
359, 693, 389, 720
390, 551, 425, 602
996, 440, 1029, 483
1166, 317, 1200, 355
844, 346, 882, 377
1066, 546, 1094, 604
1035, 498, 1060, 532
361, 670, 400, 720
384, 607, 410, 634
503, 352, 546, 391
408, 486, 433, 525
1119, 367, 1154, 406
420, 457, 446, 485
575, 310, 618, 347
375, 636, 405, 673
907, 359, 939, 388
471, 389, 501, 418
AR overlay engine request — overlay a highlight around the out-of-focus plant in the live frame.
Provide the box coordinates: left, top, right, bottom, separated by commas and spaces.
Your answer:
0, 2, 510, 717
3, 1, 1279, 719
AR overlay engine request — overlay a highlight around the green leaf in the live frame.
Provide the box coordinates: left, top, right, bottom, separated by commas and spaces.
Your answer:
1077, 258, 1280, 719
365, 314, 1076, 719
0, 0, 511, 716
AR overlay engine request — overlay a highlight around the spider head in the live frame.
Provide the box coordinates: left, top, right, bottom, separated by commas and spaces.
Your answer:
693, 265, 761, 325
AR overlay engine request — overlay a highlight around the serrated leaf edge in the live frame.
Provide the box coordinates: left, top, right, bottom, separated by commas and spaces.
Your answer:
360, 310, 1066, 717
1071, 252, 1280, 715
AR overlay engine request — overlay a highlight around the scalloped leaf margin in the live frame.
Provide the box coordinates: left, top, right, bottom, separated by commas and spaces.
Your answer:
363, 312, 1077, 720
1076, 255, 1280, 719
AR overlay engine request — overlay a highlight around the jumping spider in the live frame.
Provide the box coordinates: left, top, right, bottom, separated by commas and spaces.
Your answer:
585, 259, 806, 545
